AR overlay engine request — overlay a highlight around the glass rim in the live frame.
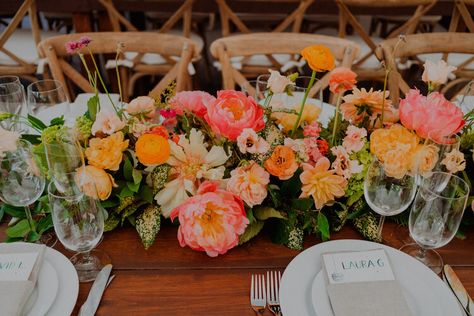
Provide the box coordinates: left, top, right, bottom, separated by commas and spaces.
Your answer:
27, 79, 65, 94
420, 171, 470, 200
47, 176, 89, 200
0, 82, 23, 96
1, 139, 33, 161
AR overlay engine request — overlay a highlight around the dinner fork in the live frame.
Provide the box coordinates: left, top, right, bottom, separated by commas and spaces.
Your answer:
250, 274, 266, 315
267, 271, 282, 316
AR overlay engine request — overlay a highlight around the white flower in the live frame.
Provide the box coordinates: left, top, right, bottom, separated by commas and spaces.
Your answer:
441, 149, 465, 173
0, 127, 20, 157
422, 60, 457, 86
91, 110, 126, 135
267, 70, 294, 94
284, 137, 309, 162
331, 146, 363, 179
155, 129, 230, 217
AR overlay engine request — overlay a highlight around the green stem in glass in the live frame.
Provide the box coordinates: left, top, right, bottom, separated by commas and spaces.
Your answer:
24, 206, 34, 233
291, 70, 316, 137
331, 93, 343, 147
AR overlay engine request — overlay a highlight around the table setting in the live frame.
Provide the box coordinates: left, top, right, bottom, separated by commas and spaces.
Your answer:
0, 39, 473, 316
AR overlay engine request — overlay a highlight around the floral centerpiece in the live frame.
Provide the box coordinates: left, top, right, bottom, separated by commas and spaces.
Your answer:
1, 37, 473, 256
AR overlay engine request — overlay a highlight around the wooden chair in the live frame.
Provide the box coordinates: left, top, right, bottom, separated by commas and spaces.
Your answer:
38, 32, 196, 101
376, 32, 474, 104
335, 0, 437, 80
210, 32, 360, 101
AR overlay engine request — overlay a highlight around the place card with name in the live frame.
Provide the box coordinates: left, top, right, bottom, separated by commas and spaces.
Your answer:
0, 252, 39, 281
322, 249, 395, 284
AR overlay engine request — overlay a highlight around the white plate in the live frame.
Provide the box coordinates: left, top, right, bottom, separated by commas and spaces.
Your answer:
279, 240, 462, 316
24, 260, 59, 316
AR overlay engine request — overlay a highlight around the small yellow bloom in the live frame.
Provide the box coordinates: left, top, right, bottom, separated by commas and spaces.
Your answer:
85, 132, 129, 171
271, 103, 321, 132
301, 45, 335, 72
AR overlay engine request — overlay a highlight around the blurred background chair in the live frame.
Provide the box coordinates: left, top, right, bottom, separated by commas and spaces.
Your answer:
38, 32, 196, 101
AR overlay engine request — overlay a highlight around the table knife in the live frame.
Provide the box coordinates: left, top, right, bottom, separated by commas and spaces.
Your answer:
79, 264, 113, 316
443, 264, 473, 316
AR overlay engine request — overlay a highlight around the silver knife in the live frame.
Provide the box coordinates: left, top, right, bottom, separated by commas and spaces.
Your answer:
79, 264, 113, 316
443, 264, 473, 316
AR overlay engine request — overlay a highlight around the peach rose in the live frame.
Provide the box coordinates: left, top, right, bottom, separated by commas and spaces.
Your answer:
342, 125, 367, 153
169, 91, 215, 118
135, 133, 170, 166
126, 96, 156, 118
75, 165, 117, 200
422, 60, 457, 86
301, 45, 335, 72
85, 132, 129, 171
329, 67, 357, 94
267, 70, 294, 94
91, 110, 126, 136
205, 90, 265, 140
410, 144, 439, 177
264, 145, 298, 180
227, 162, 270, 207
441, 149, 466, 173
383, 149, 411, 179
236, 128, 270, 154
170, 181, 249, 257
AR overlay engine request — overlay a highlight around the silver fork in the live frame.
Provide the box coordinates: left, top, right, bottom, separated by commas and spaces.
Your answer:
250, 274, 266, 315
267, 271, 282, 316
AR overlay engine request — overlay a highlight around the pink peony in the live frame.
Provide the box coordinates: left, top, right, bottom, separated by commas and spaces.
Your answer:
227, 162, 270, 207
303, 121, 321, 138
126, 96, 156, 118
342, 125, 367, 153
169, 91, 215, 118
170, 181, 249, 257
205, 90, 265, 141
236, 128, 270, 154
91, 110, 126, 135
399, 89, 465, 141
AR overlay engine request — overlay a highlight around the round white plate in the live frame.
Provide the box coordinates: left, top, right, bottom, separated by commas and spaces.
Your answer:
24, 260, 59, 316
279, 239, 462, 316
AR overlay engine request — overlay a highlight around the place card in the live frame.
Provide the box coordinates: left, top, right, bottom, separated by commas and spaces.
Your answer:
0, 252, 39, 281
322, 249, 395, 284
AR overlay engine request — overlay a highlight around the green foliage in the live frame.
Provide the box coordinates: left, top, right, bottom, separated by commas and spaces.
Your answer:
136, 205, 161, 250
148, 164, 171, 195
317, 212, 330, 241
75, 115, 93, 141
254, 206, 287, 220
6, 219, 33, 238
239, 220, 264, 245
280, 169, 303, 199
87, 95, 99, 121
27, 114, 47, 131
352, 212, 382, 242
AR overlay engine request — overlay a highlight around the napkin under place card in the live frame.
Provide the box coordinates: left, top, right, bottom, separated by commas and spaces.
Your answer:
0, 243, 46, 316
322, 249, 412, 316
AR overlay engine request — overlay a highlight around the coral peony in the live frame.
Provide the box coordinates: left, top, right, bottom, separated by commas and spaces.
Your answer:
329, 67, 357, 94
205, 90, 265, 140
227, 162, 270, 207
301, 45, 335, 72
91, 110, 126, 136
135, 133, 170, 166
399, 89, 465, 141
267, 70, 294, 94
300, 157, 347, 209
170, 181, 249, 257
85, 132, 129, 171
169, 91, 215, 118
422, 60, 457, 87
75, 165, 117, 200
126, 96, 156, 118
236, 128, 270, 154
342, 125, 367, 153
264, 145, 299, 180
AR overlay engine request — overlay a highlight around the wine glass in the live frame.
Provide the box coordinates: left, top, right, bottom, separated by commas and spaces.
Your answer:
364, 159, 418, 242
425, 130, 460, 174
400, 172, 469, 274
27, 79, 70, 125
0, 140, 45, 241
241, 80, 264, 102
0, 75, 26, 131
48, 172, 110, 282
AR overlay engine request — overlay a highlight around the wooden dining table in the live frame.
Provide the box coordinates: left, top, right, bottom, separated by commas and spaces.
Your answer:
1, 220, 472, 315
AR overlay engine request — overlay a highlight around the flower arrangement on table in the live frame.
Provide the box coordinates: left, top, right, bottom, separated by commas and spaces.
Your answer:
1, 36, 473, 257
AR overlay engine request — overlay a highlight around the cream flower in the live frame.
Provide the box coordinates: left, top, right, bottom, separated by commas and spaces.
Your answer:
0, 127, 20, 157
227, 162, 270, 207
441, 149, 465, 173
284, 138, 309, 162
126, 96, 156, 118
155, 129, 230, 217
91, 110, 126, 135
237, 128, 270, 154
422, 60, 457, 86
267, 70, 294, 94
342, 125, 367, 153
331, 146, 363, 179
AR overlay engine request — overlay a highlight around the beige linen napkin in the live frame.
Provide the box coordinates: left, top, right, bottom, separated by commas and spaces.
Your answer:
0, 243, 46, 316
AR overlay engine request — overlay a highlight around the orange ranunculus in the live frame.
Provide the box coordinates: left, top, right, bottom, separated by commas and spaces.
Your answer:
301, 45, 335, 72
85, 132, 129, 171
329, 67, 357, 94
148, 126, 168, 138
135, 133, 170, 165
264, 145, 298, 180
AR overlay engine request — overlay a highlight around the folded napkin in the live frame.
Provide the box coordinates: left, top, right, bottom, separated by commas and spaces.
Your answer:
322, 249, 412, 316
0, 243, 46, 316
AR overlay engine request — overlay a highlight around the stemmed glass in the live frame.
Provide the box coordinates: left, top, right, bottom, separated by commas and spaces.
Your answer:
48, 172, 110, 282
425, 130, 460, 174
0, 75, 26, 131
27, 79, 70, 124
400, 172, 469, 274
364, 159, 418, 242
0, 140, 45, 241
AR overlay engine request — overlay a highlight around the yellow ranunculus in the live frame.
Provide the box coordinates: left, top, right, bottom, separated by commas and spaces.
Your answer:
75, 165, 117, 200
271, 103, 321, 132
301, 45, 335, 72
85, 132, 129, 171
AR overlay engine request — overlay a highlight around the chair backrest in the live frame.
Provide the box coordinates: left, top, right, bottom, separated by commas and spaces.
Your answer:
38, 32, 196, 100
376, 32, 474, 103
336, 0, 437, 69
0, 0, 42, 80
215, 0, 314, 36
210, 32, 360, 97
447, 0, 474, 33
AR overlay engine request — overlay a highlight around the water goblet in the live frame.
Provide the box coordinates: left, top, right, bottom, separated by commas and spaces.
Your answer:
0, 75, 26, 131
27, 79, 70, 124
364, 159, 418, 243
400, 172, 469, 274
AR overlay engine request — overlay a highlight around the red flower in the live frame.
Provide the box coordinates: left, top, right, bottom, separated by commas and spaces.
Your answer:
317, 139, 329, 156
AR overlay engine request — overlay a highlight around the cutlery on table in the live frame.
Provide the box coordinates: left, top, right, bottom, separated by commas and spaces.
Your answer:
250, 274, 266, 315
443, 264, 473, 316
267, 271, 282, 316
79, 264, 113, 316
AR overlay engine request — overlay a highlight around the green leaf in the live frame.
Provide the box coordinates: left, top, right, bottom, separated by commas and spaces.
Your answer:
347, 190, 364, 207
0, 205, 4, 222
37, 216, 53, 234
126, 181, 140, 193
291, 198, 314, 211
104, 212, 120, 232
27, 231, 40, 242
138, 185, 154, 204
87, 95, 99, 121
280, 169, 303, 199
136, 205, 161, 250
132, 168, 142, 185
21, 134, 41, 145
246, 207, 256, 224
317, 212, 330, 241
2, 204, 26, 218
269, 219, 289, 245
27, 114, 47, 130
268, 184, 281, 208
119, 186, 134, 199
5, 237, 23, 243
50, 116, 65, 126
239, 220, 264, 245
123, 156, 133, 182
6, 219, 32, 238
101, 199, 119, 208
254, 206, 286, 221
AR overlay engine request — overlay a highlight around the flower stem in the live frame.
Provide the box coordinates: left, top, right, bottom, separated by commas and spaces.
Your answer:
291, 70, 316, 137
115, 51, 124, 107
24, 206, 34, 233
331, 93, 343, 146
380, 67, 389, 127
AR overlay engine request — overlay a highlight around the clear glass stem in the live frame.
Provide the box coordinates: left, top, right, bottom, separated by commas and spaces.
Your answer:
417, 246, 427, 260
24, 206, 34, 232
377, 215, 386, 241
